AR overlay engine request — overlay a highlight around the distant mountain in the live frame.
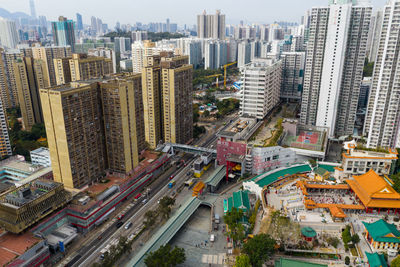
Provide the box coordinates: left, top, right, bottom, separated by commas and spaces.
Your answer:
0, 8, 31, 20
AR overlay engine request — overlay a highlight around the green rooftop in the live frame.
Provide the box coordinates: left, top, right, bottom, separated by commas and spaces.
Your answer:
275, 258, 327, 267
318, 164, 336, 173
252, 164, 312, 187
315, 167, 329, 176
301, 227, 317, 238
365, 252, 387, 267
226, 190, 250, 213
363, 219, 400, 243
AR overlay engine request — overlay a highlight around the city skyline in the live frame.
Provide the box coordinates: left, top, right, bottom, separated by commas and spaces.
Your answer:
0, 0, 388, 27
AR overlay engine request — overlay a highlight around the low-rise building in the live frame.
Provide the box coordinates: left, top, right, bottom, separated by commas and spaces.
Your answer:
30, 147, 51, 167
0, 231, 50, 267
334, 141, 397, 180
0, 179, 71, 233
363, 219, 400, 251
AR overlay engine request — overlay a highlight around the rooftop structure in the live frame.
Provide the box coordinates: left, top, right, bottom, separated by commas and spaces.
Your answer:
0, 178, 71, 233
218, 117, 258, 142
281, 120, 328, 158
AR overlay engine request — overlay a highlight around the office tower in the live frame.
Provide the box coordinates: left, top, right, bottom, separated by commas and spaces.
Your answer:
65, 54, 113, 82
142, 55, 162, 149
13, 57, 43, 130
132, 31, 148, 42
142, 53, 193, 148
88, 47, 117, 73
280, 52, 305, 101
131, 41, 156, 73
166, 18, 170, 32
0, 97, 11, 157
91, 16, 97, 34
368, 9, 383, 62
76, 13, 83, 31
161, 55, 193, 144
197, 10, 225, 39
364, 0, 400, 149
51, 17, 76, 50
31, 45, 72, 87
237, 41, 251, 68
240, 58, 282, 119
39, 16, 47, 28
0, 18, 19, 49
96, 18, 103, 35
30, 0, 37, 19
300, 0, 372, 138
40, 74, 145, 189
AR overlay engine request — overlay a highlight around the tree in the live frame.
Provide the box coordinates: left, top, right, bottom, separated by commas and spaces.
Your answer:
327, 236, 340, 248
345, 256, 350, 265
203, 110, 210, 117
235, 254, 251, 267
351, 233, 360, 245
224, 208, 246, 246
242, 234, 276, 267
144, 244, 185, 267
158, 196, 175, 219
341, 225, 352, 245
144, 210, 158, 229
391, 255, 400, 267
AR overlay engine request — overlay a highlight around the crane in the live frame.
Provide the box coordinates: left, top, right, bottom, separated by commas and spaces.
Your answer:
205, 74, 222, 87
223, 61, 237, 88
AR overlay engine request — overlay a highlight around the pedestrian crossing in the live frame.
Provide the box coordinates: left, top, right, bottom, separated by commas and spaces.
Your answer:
201, 253, 226, 265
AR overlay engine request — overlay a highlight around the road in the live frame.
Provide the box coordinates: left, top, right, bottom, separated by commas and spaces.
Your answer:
62, 111, 237, 267
70, 133, 222, 267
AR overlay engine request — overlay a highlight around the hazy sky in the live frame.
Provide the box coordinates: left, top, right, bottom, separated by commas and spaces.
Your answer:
0, 0, 389, 27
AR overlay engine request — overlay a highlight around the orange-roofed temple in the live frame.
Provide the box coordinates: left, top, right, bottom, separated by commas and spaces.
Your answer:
346, 169, 400, 214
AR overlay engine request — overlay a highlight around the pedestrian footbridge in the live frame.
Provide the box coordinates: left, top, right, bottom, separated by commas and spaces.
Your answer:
158, 142, 217, 156
127, 196, 211, 266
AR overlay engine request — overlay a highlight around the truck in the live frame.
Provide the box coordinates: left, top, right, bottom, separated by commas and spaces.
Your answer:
168, 181, 175, 189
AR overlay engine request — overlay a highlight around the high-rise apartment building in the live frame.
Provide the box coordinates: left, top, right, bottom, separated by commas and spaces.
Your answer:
280, 52, 305, 101
204, 40, 227, 70
368, 9, 383, 62
132, 31, 148, 42
240, 58, 282, 119
31, 45, 72, 87
13, 57, 43, 130
0, 97, 11, 158
88, 47, 117, 73
300, 0, 372, 138
364, 0, 400, 149
64, 54, 113, 82
197, 10, 225, 39
142, 53, 193, 148
1, 49, 22, 109
142, 55, 162, 149
51, 17, 76, 51
40, 74, 145, 189
53, 57, 72, 85
161, 55, 193, 144
237, 41, 251, 68
0, 18, 19, 49
131, 41, 156, 73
